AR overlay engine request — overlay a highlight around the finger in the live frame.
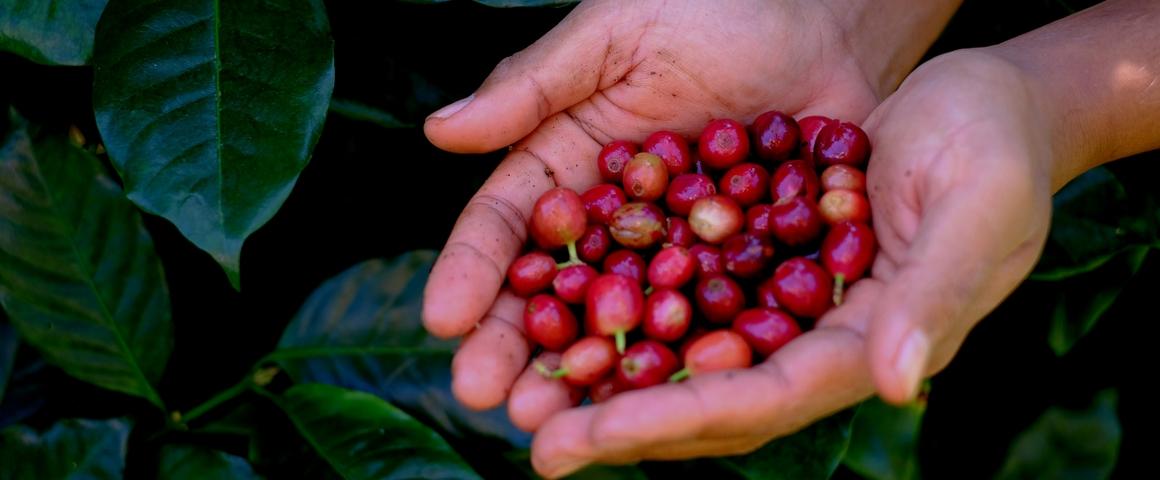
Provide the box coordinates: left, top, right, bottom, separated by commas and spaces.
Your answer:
451, 291, 531, 411
424, 2, 625, 153
532, 427, 764, 479
508, 352, 584, 432
423, 113, 602, 339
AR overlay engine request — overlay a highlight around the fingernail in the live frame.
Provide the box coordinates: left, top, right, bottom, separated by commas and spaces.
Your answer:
428, 94, 474, 120
894, 330, 929, 401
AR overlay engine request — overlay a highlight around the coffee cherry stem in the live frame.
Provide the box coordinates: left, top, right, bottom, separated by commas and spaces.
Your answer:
533, 360, 554, 378
669, 368, 691, 383
555, 241, 586, 269
549, 368, 570, 379
644, 286, 654, 295
615, 330, 627, 354
832, 273, 846, 306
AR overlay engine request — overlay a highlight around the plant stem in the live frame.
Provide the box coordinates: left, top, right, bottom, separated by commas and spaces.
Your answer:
178, 377, 251, 427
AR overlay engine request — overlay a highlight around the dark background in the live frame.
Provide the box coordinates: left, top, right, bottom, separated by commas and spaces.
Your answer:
2, 0, 1155, 478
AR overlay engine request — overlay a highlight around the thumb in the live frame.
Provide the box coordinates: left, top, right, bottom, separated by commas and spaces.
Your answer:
424, 5, 610, 153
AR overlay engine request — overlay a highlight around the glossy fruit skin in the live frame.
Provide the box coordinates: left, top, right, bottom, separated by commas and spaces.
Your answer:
665, 173, 717, 216
756, 277, 781, 309
818, 189, 871, 225
603, 250, 646, 285
643, 289, 692, 342
558, 336, 619, 386
581, 184, 627, 225
771, 160, 821, 204
797, 115, 836, 161
586, 274, 645, 335
609, 202, 667, 249
682, 330, 752, 375
648, 246, 695, 289
814, 121, 871, 167
589, 375, 627, 403
617, 340, 679, 389
524, 294, 578, 351
732, 308, 801, 357
820, 165, 867, 193
688, 195, 744, 244
623, 152, 669, 202
751, 110, 801, 162
666, 217, 695, 248
598, 140, 638, 183
643, 131, 693, 175
745, 204, 775, 238
699, 119, 750, 169
721, 233, 775, 278
694, 273, 746, 323
530, 187, 588, 249
553, 264, 599, 304
577, 225, 611, 263
821, 221, 876, 283
771, 257, 833, 318
769, 196, 824, 246
720, 163, 770, 207
507, 252, 558, 297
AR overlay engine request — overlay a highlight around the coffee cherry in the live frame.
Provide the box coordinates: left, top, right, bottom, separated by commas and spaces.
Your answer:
507, 251, 558, 297
732, 307, 801, 357
771, 160, 821, 204
577, 225, 611, 263
699, 119, 750, 169
547, 336, 619, 386
689, 244, 724, 278
623, 152, 669, 202
751, 110, 800, 162
603, 250, 646, 285
581, 184, 627, 225
665, 173, 716, 216
770, 257, 833, 318
820, 221, 876, 305
553, 264, 599, 304
756, 277, 781, 309
820, 165, 866, 193
769, 196, 824, 246
818, 189, 871, 225
670, 330, 752, 382
721, 233, 775, 278
589, 375, 627, 403
609, 202, 667, 249
689, 195, 743, 244
617, 340, 679, 389
586, 274, 645, 353
598, 140, 638, 183
524, 294, 578, 351
643, 289, 692, 342
648, 246, 696, 289
797, 115, 836, 161
666, 217, 695, 248
745, 204, 775, 238
643, 131, 693, 175
530, 187, 587, 251
694, 273, 745, 323
814, 121, 870, 167
720, 163, 770, 207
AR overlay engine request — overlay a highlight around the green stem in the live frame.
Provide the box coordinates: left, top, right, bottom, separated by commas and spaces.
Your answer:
556, 242, 585, 269
615, 330, 627, 355
669, 368, 691, 383
832, 274, 846, 306
533, 361, 554, 377
550, 368, 569, 379
178, 377, 251, 427
644, 286, 654, 295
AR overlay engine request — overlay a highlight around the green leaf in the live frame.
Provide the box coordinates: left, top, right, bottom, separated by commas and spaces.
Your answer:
0, 111, 171, 408
91, 0, 336, 289
1044, 246, 1148, 356
0, 0, 109, 65
996, 389, 1120, 480
0, 315, 16, 402
714, 408, 857, 479
0, 417, 131, 479
160, 444, 261, 480
273, 383, 481, 480
270, 251, 529, 447
329, 98, 412, 129
843, 397, 927, 480
0, 350, 48, 429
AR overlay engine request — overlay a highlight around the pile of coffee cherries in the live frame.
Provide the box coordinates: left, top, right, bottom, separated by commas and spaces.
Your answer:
508, 111, 876, 402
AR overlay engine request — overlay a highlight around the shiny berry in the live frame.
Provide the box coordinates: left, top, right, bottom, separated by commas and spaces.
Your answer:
603, 250, 646, 285
665, 173, 716, 216
820, 221, 876, 305
695, 273, 745, 323
581, 184, 627, 225
699, 119, 750, 169
820, 165, 867, 193
589, 375, 627, 403
745, 204, 775, 238
771, 257, 833, 318
769, 196, 823, 246
732, 308, 801, 357
586, 274, 645, 353
720, 163, 770, 207
814, 121, 871, 167
647, 246, 695, 289
818, 189, 871, 225
618, 340, 680, 389
550, 336, 618, 386
689, 195, 743, 244
798, 115, 836, 161
643, 131, 693, 175
643, 289, 692, 342
666, 217, 695, 248
530, 187, 587, 249
609, 202, 667, 249
507, 252, 557, 297
598, 140, 638, 183
577, 225, 611, 263
689, 244, 724, 277
751, 110, 801, 162
771, 160, 821, 204
721, 233, 775, 278
670, 330, 752, 381
524, 294, 578, 351
553, 264, 599, 304
623, 152, 669, 202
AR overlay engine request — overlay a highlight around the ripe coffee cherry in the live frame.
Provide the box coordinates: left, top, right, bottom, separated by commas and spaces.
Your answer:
643, 131, 693, 175
577, 225, 611, 263
648, 246, 696, 289
589, 375, 627, 403
689, 244, 724, 277
609, 202, 667, 249
598, 140, 638, 183
623, 152, 669, 202
756, 277, 781, 309
821, 221, 876, 305
699, 119, 750, 169
694, 273, 745, 323
670, 330, 752, 382
524, 294, 578, 351
745, 204, 775, 238
771, 257, 833, 318
818, 189, 871, 225
581, 184, 627, 225
732, 308, 801, 357
603, 250, 646, 285
665, 173, 716, 216
689, 195, 743, 244
720, 163, 770, 207
553, 264, 599, 304
820, 165, 867, 193
798, 115, 836, 161
770, 196, 824, 246
586, 274, 645, 353
771, 160, 821, 204
547, 336, 619, 386
643, 289, 692, 342
722, 233, 775, 278
678, 328, 710, 359
814, 121, 871, 167
751, 110, 801, 162
530, 187, 587, 250
507, 252, 558, 297
666, 217, 695, 248
617, 340, 679, 389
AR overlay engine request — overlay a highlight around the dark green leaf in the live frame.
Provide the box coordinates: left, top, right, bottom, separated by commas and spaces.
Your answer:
329, 98, 412, 129
0, 417, 131, 479
160, 444, 261, 480
0, 349, 48, 429
0, 111, 171, 408
843, 397, 926, 480
0, 315, 16, 402
1045, 247, 1148, 356
714, 408, 857, 480
271, 251, 529, 447
0, 0, 109, 65
996, 389, 1120, 480
91, 0, 336, 288
274, 383, 480, 480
